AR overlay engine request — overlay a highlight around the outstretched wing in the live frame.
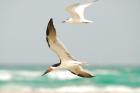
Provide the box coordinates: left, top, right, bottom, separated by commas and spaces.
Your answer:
69, 66, 95, 78
46, 18, 74, 61
75, 2, 93, 19
65, 3, 81, 19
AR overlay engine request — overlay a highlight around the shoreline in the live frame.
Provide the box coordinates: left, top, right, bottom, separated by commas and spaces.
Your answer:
0, 86, 140, 93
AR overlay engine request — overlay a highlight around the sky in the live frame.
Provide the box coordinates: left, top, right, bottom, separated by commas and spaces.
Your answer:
0, 0, 140, 66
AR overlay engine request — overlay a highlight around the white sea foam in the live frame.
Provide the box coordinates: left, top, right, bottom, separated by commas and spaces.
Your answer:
0, 85, 140, 93
0, 70, 43, 82
47, 70, 79, 80
0, 70, 79, 81
15, 70, 79, 80
0, 70, 79, 80
15, 70, 41, 78
0, 70, 12, 81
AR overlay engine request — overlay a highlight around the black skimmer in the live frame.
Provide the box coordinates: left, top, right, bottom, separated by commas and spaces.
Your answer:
42, 18, 95, 78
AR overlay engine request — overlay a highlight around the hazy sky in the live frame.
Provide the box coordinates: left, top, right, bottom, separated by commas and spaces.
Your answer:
0, 0, 140, 66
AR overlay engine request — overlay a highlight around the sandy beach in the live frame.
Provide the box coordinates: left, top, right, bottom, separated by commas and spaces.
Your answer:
0, 86, 140, 93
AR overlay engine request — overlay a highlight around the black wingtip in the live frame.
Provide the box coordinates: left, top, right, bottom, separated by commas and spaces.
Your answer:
49, 18, 53, 24
46, 18, 54, 36
48, 18, 53, 27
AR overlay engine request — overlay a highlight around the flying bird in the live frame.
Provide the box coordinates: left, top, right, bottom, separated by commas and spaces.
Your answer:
42, 18, 95, 78
62, 2, 94, 24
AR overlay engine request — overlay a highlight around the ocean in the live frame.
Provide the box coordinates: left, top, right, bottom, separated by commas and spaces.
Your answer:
0, 65, 140, 93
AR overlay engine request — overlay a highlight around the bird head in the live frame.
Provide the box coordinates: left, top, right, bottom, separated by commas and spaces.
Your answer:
62, 18, 72, 23
41, 66, 55, 76
62, 20, 66, 23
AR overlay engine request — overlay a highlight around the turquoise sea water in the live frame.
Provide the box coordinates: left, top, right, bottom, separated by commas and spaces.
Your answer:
0, 65, 140, 93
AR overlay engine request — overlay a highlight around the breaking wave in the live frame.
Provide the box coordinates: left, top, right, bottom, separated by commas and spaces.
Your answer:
47, 70, 79, 80
0, 70, 12, 81
0, 70, 79, 81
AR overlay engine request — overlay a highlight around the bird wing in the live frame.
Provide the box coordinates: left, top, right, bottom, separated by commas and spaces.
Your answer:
65, 3, 81, 19
69, 66, 95, 78
46, 18, 74, 61
75, 2, 93, 19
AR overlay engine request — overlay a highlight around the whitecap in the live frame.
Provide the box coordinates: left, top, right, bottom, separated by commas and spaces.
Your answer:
15, 70, 42, 78
47, 70, 79, 80
0, 70, 12, 81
